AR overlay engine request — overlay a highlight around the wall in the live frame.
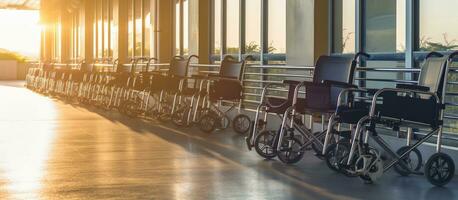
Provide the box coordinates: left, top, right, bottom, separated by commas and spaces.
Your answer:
0, 61, 18, 80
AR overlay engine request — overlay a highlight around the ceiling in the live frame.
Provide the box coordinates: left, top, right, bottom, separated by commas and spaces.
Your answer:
0, 0, 39, 10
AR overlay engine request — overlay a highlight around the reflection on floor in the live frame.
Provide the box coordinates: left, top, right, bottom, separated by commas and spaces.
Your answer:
0, 81, 456, 200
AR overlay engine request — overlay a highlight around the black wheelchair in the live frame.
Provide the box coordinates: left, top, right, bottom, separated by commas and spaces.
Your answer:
246, 53, 367, 163
150, 56, 197, 121
340, 52, 455, 186
196, 55, 252, 134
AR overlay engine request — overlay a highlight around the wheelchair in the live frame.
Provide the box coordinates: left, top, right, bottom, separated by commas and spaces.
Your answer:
273, 54, 368, 164
148, 56, 197, 121
340, 52, 455, 186
58, 60, 85, 99
118, 57, 160, 117
195, 55, 252, 134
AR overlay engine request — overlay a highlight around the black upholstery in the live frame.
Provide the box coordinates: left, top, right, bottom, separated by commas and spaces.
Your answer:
313, 56, 355, 84
208, 56, 246, 101
379, 56, 447, 127
219, 56, 244, 80
169, 57, 188, 78
304, 56, 356, 112
266, 55, 356, 114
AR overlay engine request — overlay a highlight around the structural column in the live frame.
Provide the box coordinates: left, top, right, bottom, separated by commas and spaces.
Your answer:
157, 0, 174, 62
198, 0, 211, 64
83, 0, 94, 70
60, 6, 72, 63
114, 0, 128, 70
314, 0, 329, 60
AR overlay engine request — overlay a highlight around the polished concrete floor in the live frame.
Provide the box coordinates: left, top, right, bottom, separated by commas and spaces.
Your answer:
0, 81, 457, 200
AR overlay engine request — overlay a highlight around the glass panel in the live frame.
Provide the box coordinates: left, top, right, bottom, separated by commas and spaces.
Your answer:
188, 0, 199, 56
267, 0, 286, 64
245, 0, 261, 62
333, 0, 355, 53
213, 0, 222, 62
175, 0, 181, 55
79, 9, 85, 58
183, 0, 189, 55
111, 0, 118, 59
103, 0, 109, 57
97, 0, 103, 58
144, 0, 151, 57
420, 0, 458, 51
226, 0, 240, 57
365, 0, 405, 52
128, 0, 134, 57
135, 0, 143, 56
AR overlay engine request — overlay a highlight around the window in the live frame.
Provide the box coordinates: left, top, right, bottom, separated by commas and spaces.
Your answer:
135, 0, 142, 56
175, 0, 181, 55
96, 0, 103, 58
244, 0, 261, 61
111, 0, 118, 58
419, 0, 458, 51
226, 0, 240, 57
128, 0, 134, 57
333, 0, 355, 53
365, 0, 405, 52
103, 0, 110, 57
92, 0, 115, 60
267, 0, 286, 64
128, 0, 153, 58
212, 0, 222, 61
144, 0, 151, 56
175, 0, 197, 56
183, 0, 189, 55
54, 21, 62, 61
210, 0, 288, 64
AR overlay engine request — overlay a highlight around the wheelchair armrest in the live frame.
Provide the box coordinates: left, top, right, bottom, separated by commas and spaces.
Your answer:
396, 83, 430, 92
283, 80, 301, 85
322, 80, 358, 88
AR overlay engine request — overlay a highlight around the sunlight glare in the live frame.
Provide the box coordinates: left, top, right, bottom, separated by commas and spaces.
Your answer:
0, 9, 40, 58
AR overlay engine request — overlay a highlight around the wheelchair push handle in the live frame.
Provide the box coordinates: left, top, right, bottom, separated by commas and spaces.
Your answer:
354, 52, 370, 61
425, 51, 444, 59
243, 55, 255, 62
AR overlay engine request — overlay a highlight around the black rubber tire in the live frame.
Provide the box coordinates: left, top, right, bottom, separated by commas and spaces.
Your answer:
393, 146, 423, 176
277, 136, 306, 164
199, 114, 217, 133
172, 107, 190, 127
325, 142, 351, 173
124, 100, 139, 118
425, 153, 455, 187
232, 114, 251, 134
254, 130, 277, 159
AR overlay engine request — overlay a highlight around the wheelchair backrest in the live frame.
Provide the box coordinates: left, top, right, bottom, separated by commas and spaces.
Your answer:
308, 55, 356, 108
418, 56, 448, 98
219, 56, 245, 80
169, 56, 188, 78
313, 55, 355, 84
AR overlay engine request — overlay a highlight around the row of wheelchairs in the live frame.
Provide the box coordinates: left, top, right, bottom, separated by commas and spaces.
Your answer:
25, 55, 254, 134
245, 51, 456, 186
25, 51, 455, 186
